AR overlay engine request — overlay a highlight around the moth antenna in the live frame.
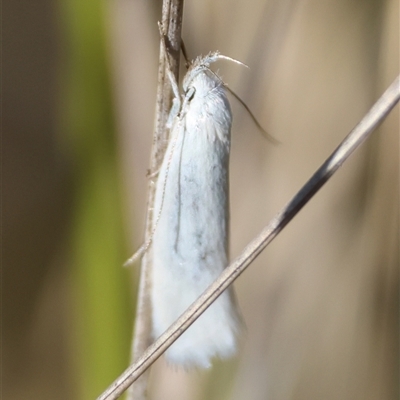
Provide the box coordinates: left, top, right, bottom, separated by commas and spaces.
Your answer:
124, 126, 182, 266
207, 54, 277, 143
225, 85, 280, 145
216, 54, 249, 69
205, 53, 277, 143
125, 24, 184, 266
204, 65, 277, 143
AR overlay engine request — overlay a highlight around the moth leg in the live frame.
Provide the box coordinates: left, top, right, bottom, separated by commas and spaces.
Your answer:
180, 86, 195, 115
157, 22, 181, 105
167, 97, 180, 129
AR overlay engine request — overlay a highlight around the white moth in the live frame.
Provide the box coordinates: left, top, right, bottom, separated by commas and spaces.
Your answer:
151, 52, 241, 368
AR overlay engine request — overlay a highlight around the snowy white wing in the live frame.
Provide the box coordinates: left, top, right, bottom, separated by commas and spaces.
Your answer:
151, 68, 240, 368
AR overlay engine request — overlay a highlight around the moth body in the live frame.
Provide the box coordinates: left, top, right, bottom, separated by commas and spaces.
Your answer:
151, 54, 240, 368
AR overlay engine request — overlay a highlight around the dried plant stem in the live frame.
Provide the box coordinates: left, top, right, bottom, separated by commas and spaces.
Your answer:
126, 1, 184, 400
98, 75, 399, 400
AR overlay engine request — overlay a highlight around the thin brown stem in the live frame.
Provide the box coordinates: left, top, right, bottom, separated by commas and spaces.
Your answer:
126, 1, 184, 400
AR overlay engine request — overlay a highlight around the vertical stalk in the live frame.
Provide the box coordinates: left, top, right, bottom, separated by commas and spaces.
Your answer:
127, 1, 184, 399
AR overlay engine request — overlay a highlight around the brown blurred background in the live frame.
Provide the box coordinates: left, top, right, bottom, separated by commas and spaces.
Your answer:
4, 0, 399, 399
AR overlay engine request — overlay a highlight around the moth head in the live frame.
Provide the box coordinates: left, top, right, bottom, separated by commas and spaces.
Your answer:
182, 53, 246, 97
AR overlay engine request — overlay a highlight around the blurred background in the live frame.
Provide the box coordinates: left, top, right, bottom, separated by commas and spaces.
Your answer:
4, 0, 399, 399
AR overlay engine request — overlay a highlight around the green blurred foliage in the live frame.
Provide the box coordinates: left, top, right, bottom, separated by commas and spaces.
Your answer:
62, 0, 133, 398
